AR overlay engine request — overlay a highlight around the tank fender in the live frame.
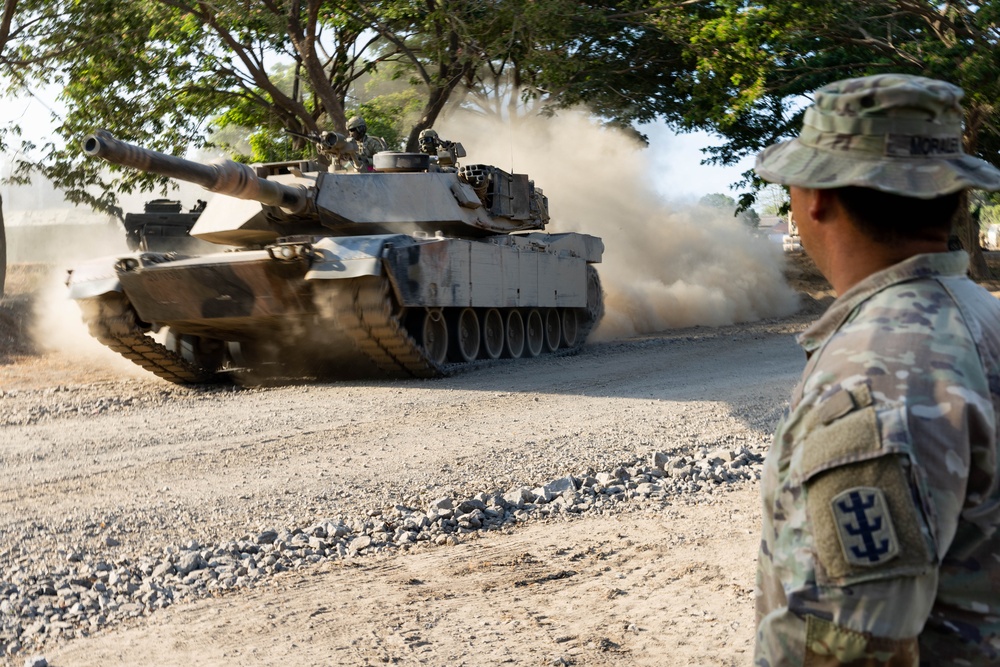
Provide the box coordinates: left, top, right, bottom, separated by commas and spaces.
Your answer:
305, 234, 418, 280
521, 232, 604, 263
381, 237, 590, 309
66, 255, 126, 300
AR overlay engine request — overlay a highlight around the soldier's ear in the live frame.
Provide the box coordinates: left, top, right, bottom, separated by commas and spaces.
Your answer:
809, 189, 839, 224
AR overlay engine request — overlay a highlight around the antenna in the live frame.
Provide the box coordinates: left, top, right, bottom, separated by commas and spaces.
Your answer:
508, 110, 514, 173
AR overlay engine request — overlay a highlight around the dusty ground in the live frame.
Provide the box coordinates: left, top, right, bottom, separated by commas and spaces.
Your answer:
0, 254, 823, 666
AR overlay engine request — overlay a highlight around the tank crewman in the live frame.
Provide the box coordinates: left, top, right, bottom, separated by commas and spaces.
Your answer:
346, 116, 387, 172
418, 128, 444, 154
753, 74, 1000, 665
418, 128, 465, 168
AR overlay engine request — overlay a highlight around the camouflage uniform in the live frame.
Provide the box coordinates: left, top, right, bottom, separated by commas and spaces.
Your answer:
757, 251, 1000, 665
353, 133, 387, 172
754, 74, 1000, 665
346, 116, 387, 172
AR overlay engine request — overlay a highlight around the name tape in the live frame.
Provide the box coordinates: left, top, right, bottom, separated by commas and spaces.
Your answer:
885, 134, 962, 158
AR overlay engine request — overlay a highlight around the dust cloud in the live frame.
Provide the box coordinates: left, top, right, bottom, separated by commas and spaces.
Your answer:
30, 265, 150, 379
18, 221, 148, 377
436, 111, 801, 340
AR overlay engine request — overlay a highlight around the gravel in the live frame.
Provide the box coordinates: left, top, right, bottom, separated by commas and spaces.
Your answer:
0, 443, 766, 659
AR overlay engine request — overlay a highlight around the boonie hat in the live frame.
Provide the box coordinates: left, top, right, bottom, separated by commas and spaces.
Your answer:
756, 74, 1000, 197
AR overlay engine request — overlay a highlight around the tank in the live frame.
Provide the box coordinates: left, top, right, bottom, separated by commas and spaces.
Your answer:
66, 129, 604, 384
123, 198, 211, 253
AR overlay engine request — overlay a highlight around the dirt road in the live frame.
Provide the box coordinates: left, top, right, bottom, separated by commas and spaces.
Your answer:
1, 304, 810, 666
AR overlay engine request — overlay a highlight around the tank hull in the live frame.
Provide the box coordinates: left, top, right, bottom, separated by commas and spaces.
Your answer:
67, 232, 604, 383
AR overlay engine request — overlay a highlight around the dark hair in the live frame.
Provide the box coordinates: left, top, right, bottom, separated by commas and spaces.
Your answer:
833, 187, 960, 244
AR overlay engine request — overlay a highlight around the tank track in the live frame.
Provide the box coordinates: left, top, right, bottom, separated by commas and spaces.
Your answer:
316, 276, 439, 379
77, 293, 215, 384
578, 265, 603, 346
78, 266, 603, 385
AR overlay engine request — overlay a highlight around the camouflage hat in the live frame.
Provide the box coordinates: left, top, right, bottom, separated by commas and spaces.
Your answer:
756, 74, 1000, 197
346, 116, 366, 131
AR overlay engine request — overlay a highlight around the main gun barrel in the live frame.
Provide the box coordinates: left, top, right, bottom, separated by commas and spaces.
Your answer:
83, 130, 310, 214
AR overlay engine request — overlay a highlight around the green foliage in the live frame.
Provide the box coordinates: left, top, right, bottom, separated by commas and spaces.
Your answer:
2, 0, 381, 214
759, 184, 790, 217
980, 206, 1000, 230
675, 1, 1000, 205
971, 192, 1000, 230
512, 1, 697, 128
674, 0, 1000, 276
22, 0, 998, 229
350, 92, 423, 151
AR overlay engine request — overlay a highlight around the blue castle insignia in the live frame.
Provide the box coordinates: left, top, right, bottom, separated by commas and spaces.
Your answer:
831, 487, 900, 567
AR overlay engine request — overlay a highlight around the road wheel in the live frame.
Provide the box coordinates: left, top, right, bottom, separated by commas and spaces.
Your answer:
561, 309, 579, 348
524, 309, 544, 358
481, 308, 504, 360
543, 309, 561, 352
503, 309, 525, 359
420, 309, 448, 365
448, 308, 480, 363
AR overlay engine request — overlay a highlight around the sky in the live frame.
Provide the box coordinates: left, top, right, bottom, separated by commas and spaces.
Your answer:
644, 122, 756, 204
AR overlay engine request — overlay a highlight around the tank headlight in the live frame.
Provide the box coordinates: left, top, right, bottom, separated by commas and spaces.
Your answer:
279, 246, 295, 259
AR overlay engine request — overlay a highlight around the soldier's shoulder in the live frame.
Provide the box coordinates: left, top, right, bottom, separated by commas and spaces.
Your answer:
837, 277, 969, 344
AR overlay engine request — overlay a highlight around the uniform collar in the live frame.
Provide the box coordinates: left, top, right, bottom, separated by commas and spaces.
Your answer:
797, 251, 969, 354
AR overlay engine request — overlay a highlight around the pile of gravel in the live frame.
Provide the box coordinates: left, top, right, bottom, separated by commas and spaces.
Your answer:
1, 445, 764, 661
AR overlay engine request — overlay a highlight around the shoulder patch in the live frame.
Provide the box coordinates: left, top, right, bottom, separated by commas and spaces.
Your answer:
808, 456, 932, 584
831, 487, 899, 567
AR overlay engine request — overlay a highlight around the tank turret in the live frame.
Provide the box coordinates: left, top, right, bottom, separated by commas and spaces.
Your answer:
67, 129, 604, 385
122, 199, 210, 253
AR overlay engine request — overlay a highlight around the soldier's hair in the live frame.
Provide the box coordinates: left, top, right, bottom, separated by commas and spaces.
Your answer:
834, 187, 961, 244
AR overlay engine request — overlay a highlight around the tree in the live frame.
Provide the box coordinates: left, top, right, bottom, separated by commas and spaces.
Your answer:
7, 0, 704, 209
669, 0, 1000, 278
523, 0, 710, 136
759, 184, 789, 217
10, 0, 396, 216
409, 0, 700, 143
0, 0, 80, 296
699, 192, 760, 229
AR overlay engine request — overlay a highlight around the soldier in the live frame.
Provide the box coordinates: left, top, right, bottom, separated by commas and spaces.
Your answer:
346, 116, 387, 172
753, 74, 1000, 665
418, 128, 442, 154
418, 128, 464, 169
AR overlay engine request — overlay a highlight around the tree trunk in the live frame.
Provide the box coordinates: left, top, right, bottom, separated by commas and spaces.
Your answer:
0, 194, 6, 297
406, 85, 451, 152
955, 191, 991, 280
